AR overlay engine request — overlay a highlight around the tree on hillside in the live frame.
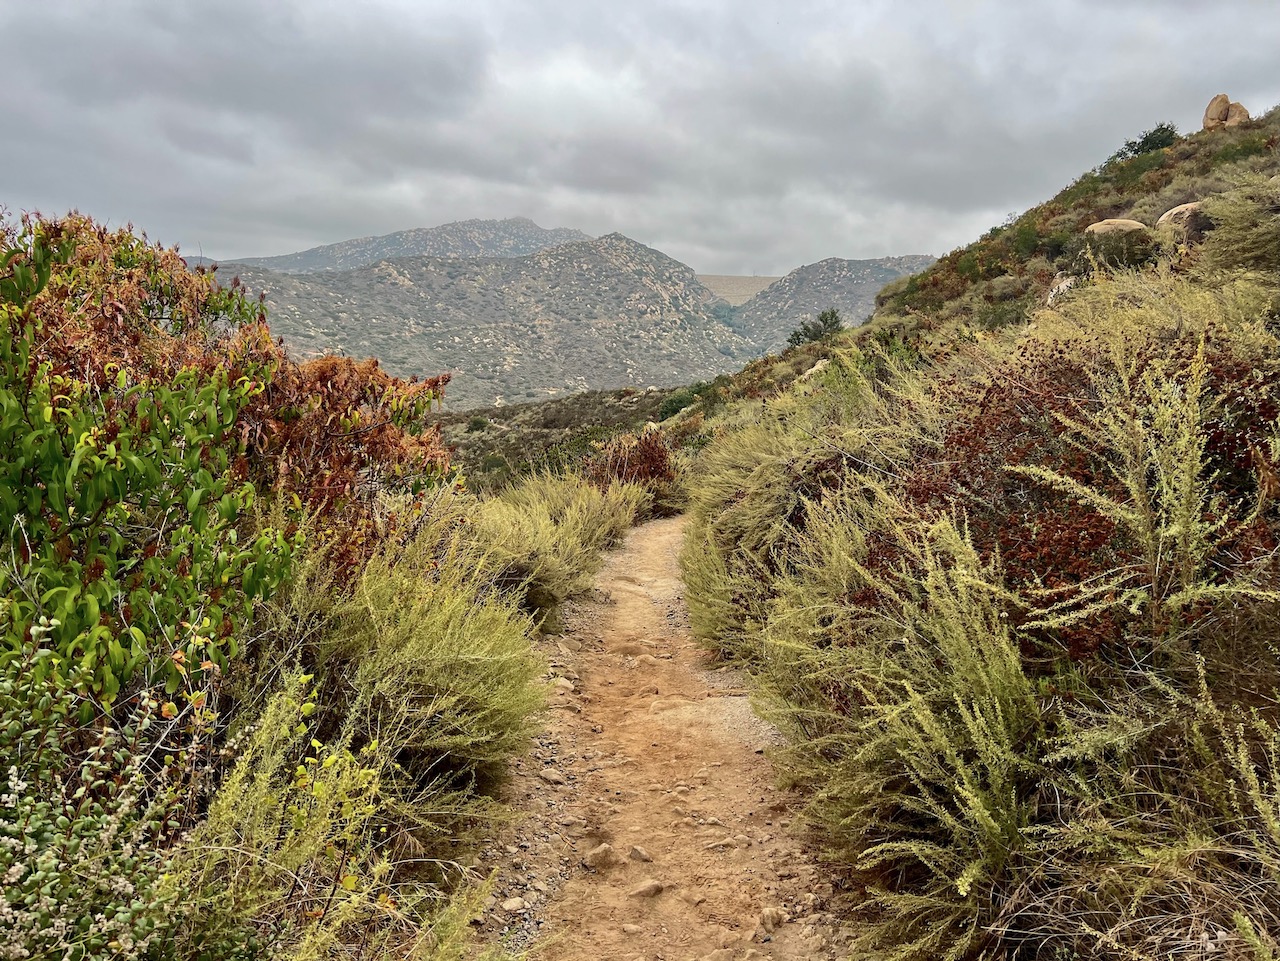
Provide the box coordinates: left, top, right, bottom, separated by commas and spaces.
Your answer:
787, 307, 844, 346
1102, 121, 1179, 168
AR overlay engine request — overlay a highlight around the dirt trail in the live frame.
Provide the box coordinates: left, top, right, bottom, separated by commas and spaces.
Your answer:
472, 517, 850, 961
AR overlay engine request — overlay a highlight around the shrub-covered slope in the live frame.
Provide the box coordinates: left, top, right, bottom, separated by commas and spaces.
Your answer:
734, 255, 935, 351
679, 155, 1280, 957
223, 233, 750, 408
872, 107, 1280, 332
0, 215, 650, 961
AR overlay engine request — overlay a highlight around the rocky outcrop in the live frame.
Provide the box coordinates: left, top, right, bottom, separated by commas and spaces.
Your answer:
1156, 202, 1213, 243
1204, 94, 1231, 129
1046, 273, 1077, 306
1085, 219, 1150, 236
1203, 94, 1250, 130
1226, 101, 1251, 127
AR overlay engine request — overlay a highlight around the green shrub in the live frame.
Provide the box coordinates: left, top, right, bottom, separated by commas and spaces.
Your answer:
0, 223, 293, 707
1102, 122, 1178, 168
787, 307, 844, 346
658, 387, 697, 420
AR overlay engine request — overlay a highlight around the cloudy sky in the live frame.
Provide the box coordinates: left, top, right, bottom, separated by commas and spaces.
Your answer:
5, 0, 1279, 275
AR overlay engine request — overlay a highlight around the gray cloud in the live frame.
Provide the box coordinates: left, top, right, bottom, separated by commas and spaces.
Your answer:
4, 0, 1280, 274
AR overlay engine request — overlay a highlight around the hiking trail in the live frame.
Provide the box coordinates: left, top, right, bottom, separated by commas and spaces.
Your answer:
472, 516, 851, 961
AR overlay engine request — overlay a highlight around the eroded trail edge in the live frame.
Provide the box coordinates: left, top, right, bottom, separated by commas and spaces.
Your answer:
473, 517, 849, 961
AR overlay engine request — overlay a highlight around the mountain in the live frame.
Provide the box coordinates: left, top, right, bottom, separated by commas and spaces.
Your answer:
232, 217, 592, 273
734, 255, 936, 351
222, 233, 754, 409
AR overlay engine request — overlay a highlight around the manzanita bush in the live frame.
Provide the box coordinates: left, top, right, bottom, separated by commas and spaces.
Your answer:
0, 218, 291, 707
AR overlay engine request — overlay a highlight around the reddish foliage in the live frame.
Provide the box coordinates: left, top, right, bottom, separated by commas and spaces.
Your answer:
584, 428, 675, 491
880, 330, 1280, 660
17, 214, 453, 579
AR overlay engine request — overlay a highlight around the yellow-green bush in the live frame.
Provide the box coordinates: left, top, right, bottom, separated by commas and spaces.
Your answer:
165, 673, 519, 961
338, 502, 547, 799
1196, 173, 1280, 278
472, 473, 648, 624
683, 269, 1280, 960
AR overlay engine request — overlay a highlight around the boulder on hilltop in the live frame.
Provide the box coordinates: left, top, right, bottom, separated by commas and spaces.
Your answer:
1203, 93, 1230, 129
1226, 101, 1251, 126
1203, 93, 1250, 130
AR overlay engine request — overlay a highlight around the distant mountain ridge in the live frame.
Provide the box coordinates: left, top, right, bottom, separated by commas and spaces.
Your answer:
223, 233, 753, 409
220, 219, 934, 408
734, 255, 936, 352
233, 217, 592, 273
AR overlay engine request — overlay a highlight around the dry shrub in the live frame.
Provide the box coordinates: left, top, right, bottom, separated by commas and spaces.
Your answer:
583, 425, 682, 515
683, 270, 1280, 960
472, 472, 648, 625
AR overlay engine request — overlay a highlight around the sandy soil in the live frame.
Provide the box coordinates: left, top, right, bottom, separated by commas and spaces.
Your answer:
696, 275, 782, 306
471, 517, 851, 961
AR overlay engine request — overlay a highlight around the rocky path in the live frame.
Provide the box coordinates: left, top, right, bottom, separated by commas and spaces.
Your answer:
471, 517, 851, 961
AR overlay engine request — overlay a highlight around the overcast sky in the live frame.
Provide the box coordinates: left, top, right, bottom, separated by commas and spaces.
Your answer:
4, 1, 1279, 275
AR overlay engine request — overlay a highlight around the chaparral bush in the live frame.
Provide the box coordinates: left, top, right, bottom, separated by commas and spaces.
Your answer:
683, 265, 1280, 959
1, 214, 637, 961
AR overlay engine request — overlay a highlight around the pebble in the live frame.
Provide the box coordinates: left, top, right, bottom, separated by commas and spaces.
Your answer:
758, 906, 788, 934
501, 897, 527, 913
628, 844, 653, 862
538, 769, 567, 786
621, 923, 643, 935
584, 843, 623, 869
629, 879, 664, 898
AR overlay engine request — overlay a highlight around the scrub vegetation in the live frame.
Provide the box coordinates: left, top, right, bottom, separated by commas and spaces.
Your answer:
8, 103, 1280, 961
0, 215, 647, 960
678, 145, 1280, 959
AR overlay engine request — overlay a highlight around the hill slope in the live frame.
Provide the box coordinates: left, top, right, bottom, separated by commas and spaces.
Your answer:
735, 255, 935, 351
672, 105, 1280, 961
234, 217, 592, 273
223, 233, 752, 409
873, 107, 1280, 328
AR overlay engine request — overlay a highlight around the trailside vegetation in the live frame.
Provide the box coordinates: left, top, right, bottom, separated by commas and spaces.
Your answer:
0, 214, 644, 960
680, 171, 1280, 959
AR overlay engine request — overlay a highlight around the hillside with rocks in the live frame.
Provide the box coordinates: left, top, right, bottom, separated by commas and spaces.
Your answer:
233, 217, 592, 273
223, 233, 753, 408
224, 238, 937, 408
734, 255, 936, 351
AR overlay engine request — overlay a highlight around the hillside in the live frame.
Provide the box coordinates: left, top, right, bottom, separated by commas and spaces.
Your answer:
223, 233, 752, 409
873, 106, 1280, 329
734, 255, 935, 351
671, 102, 1280, 961
234, 216, 592, 273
